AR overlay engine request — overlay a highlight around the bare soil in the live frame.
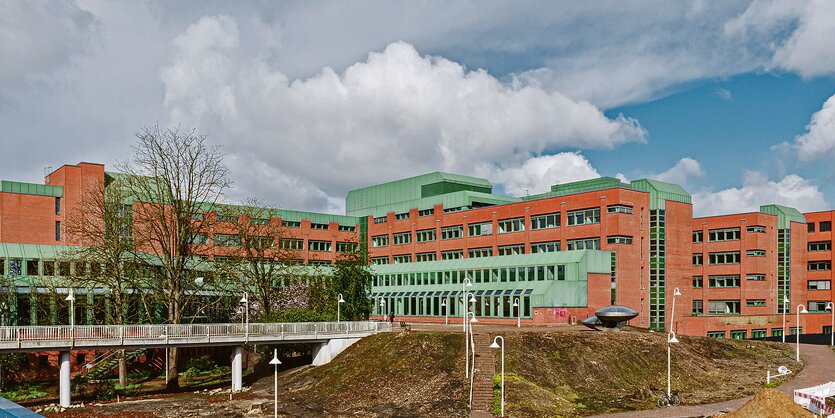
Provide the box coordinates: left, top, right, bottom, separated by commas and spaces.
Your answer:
721, 388, 814, 418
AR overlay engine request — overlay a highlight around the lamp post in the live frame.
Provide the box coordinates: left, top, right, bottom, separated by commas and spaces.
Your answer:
796, 304, 808, 362
442, 299, 448, 325
240, 292, 249, 338
826, 302, 834, 347
337, 293, 345, 323
65, 289, 75, 338
490, 336, 505, 417
666, 287, 681, 402
513, 298, 520, 328
462, 278, 472, 332
467, 312, 478, 408
269, 349, 282, 418
782, 296, 790, 343
464, 292, 476, 379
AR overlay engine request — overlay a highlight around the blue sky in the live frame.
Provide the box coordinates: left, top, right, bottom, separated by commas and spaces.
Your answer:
2, 1, 835, 216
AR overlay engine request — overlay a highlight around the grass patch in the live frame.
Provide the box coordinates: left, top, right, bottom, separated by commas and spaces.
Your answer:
1, 383, 48, 402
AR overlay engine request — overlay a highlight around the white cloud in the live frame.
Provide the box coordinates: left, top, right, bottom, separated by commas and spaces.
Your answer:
714, 88, 732, 101
651, 157, 705, 185
160, 18, 647, 212
784, 94, 835, 161
490, 153, 601, 197
693, 171, 828, 217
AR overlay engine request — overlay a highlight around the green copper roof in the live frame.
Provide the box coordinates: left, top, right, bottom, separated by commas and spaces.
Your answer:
347, 190, 519, 218
0, 180, 63, 197
370, 250, 612, 275
630, 178, 691, 209
0, 243, 77, 259
523, 177, 630, 201
760, 204, 806, 229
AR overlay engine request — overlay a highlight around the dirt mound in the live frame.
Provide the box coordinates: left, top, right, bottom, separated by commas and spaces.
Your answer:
723, 388, 814, 418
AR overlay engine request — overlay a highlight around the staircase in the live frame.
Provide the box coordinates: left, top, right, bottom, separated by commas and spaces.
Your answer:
87, 349, 149, 380
470, 332, 496, 416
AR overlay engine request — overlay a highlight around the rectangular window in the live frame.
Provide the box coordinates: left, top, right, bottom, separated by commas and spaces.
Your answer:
309, 240, 332, 252
693, 253, 703, 266
771, 328, 784, 337
822, 221, 832, 232
730, 330, 747, 340
216, 214, 238, 223
692, 299, 703, 314
746, 249, 766, 257
708, 300, 740, 315
808, 300, 833, 312
746, 225, 766, 233
191, 213, 204, 220
468, 222, 492, 237
808, 241, 831, 252
336, 242, 356, 253
393, 254, 411, 263
26, 259, 39, 276
693, 231, 703, 243
418, 208, 434, 217
282, 220, 301, 228
468, 247, 492, 258
808, 280, 831, 290
415, 229, 436, 243
415, 252, 436, 262
310, 223, 329, 230
371, 256, 389, 265
55, 221, 61, 241
280, 239, 303, 250
308, 260, 331, 266
708, 275, 741, 288
567, 208, 601, 226
707, 331, 726, 338
215, 234, 242, 247
751, 329, 767, 339
189, 233, 208, 245
55, 197, 61, 215
497, 245, 524, 256
708, 251, 740, 265
497, 217, 525, 234
338, 225, 355, 232
249, 236, 274, 250
441, 250, 463, 260
708, 228, 740, 242
373, 216, 387, 224
746, 299, 766, 307
567, 238, 600, 250
746, 274, 766, 281
371, 235, 389, 247
808, 261, 832, 271
394, 212, 409, 220
693, 276, 703, 288
441, 225, 463, 240
607, 205, 633, 214
8, 259, 22, 276
607, 235, 633, 244
530, 213, 560, 230
531, 241, 560, 253
393, 232, 411, 245
808, 222, 816, 232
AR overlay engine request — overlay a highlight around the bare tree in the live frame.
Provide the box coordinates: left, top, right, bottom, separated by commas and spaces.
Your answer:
117, 125, 232, 390
62, 176, 141, 386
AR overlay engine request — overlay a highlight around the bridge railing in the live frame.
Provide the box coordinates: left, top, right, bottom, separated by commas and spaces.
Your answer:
0, 321, 389, 344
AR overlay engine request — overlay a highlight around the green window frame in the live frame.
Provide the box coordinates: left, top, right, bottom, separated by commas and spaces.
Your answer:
808, 241, 831, 252
531, 241, 560, 253
567, 208, 600, 226
530, 213, 560, 229
808, 261, 832, 271
393, 232, 412, 245
708, 251, 740, 265
441, 225, 463, 240
468, 222, 492, 237
709, 275, 740, 288
607, 205, 633, 214
416, 229, 436, 243
567, 238, 600, 250
371, 235, 389, 247
746, 225, 766, 233
497, 218, 525, 234
708, 228, 740, 242
308, 240, 332, 252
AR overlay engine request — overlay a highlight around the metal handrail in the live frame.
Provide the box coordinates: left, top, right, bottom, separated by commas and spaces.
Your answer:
0, 321, 388, 344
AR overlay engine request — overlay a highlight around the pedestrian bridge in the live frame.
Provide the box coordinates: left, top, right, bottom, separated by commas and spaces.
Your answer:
0, 321, 390, 408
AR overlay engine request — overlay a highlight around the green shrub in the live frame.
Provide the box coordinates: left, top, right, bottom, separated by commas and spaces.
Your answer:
0, 384, 48, 402
185, 355, 216, 372
182, 367, 202, 379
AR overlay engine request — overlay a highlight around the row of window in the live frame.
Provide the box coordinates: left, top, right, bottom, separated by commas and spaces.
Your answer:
693, 274, 771, 288
372, 265, 568, 287
707, 328, 808, 339
189, 213, 355, 231
373, 294, 532, 319
692, 225, 767, 243
808, 221, 832, 233
692, 299, 833, 315
692, 250, 772, 265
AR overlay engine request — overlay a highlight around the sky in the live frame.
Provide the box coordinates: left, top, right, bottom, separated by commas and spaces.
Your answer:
2, 1, 835, 217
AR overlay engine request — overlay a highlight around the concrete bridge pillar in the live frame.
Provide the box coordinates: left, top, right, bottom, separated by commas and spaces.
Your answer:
59, 351, 71, 407
231, 346, 243, 392
312, 338, 360, 366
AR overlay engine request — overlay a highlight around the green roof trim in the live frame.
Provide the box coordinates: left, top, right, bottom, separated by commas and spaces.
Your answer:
0, 243, 77, 259
370, 250, 612, 274
523, 177, 631, 201
760, 204, 806, 229
1, 180, 63, 197
347, 190, 520, 218
629, 178, 691, 209
346, 172, 494, 215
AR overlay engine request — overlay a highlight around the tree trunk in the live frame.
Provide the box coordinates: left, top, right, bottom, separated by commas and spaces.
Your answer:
166, 346, 179, 390
118, 350, 127, 387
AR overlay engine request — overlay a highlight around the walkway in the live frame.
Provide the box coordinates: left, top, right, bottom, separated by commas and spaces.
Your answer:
592, 343, 835, 418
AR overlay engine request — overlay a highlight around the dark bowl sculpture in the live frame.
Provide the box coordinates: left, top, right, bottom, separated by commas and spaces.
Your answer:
584, 305, 639, 331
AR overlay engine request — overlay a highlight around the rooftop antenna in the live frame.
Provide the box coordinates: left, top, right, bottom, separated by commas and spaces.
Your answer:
525, 189, 530, 197
43, 166, 53, 182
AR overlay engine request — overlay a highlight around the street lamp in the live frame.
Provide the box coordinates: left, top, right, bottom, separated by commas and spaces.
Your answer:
240, 292, 249, 338
467, 312, 478, 408
490, 336, 505, 417
826, 302, 834, 347
337, 293, 345, 323
269, 349, 282, 418
379, 298, 386, 321
462, 278, 472, 333
513, 298, 520, 328
796, 304, 808, 362
666, 287, 681, 403
782, 296, 790, 343
65, 289, 75, 337
442, 299, 448, 325
464, 292, 476, 379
